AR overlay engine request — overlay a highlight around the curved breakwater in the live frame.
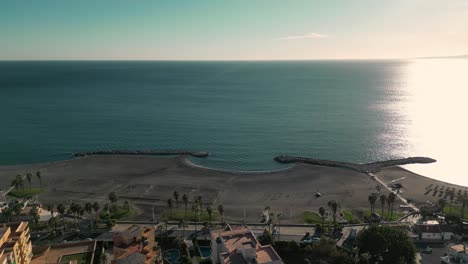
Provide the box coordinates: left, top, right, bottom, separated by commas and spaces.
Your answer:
274, 156, 436, 173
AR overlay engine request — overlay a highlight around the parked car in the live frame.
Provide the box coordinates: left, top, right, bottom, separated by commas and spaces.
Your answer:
302, 236, 320, 244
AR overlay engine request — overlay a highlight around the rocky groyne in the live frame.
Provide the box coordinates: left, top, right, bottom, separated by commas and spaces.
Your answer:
274, 156, 436, 173
74, 150, 209, 158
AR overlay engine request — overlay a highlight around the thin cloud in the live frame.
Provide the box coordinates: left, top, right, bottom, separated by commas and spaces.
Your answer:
280, 32, 328, 40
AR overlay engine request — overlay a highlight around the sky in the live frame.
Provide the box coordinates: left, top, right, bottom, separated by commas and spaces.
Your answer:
1, 0, 468, 60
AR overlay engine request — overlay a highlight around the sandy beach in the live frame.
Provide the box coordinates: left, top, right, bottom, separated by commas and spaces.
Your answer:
0, 155, 466, 223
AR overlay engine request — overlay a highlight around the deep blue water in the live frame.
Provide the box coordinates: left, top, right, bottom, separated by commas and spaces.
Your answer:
0, 61, 415, 171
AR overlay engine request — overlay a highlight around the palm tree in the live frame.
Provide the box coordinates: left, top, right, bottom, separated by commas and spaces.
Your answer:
47, 204, 58, 232
276, 212, 282, 241
25, 173, 33, 194
368, 194, 377, 214
448, 190, 455, 216
379, 194, 386, 217
206, 205, 213, 226
318, 207, 326, 224
36, 171, 42, 188
173, 191, 179, 210
167, 199, 173, 218
29, 205, 40, 236
57, 203, 66, 217
108, 192, 118, 205
217, 204, 224, 223
192, 203, 199, 232
437, 198, 447, 214
85, 202, 93, 215
93, 202, 100, 217
12, 175, 23, 191
179, 219, 186, 239
182, 194, 188, 218
12, 202, 23, 220
458, 195, 467, 219
327, 200, 340, 224
196, 195, 203, 211
387, 192, 397, 220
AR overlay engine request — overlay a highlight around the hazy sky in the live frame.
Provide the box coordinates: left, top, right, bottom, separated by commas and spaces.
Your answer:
1, 0, 468, 60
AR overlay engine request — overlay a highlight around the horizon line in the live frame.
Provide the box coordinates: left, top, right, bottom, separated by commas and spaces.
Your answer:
0, 58, 410, 62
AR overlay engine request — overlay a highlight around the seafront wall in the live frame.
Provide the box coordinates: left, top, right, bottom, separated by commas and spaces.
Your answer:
274, 156, 436, 173
74, 150, 209, 158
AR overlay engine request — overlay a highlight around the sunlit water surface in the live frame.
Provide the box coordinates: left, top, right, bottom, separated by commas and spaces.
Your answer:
0, 60, 466, 186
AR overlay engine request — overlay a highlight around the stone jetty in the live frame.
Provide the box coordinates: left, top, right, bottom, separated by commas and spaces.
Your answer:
74, 150, 209, 158
274, 156, 436, 173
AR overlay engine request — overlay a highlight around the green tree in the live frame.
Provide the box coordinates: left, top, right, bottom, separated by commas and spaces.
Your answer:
437, 198, 446, 213
179, 219, 186, 238
123, 200, 130, 212
318, 207, 326, 224
167, 198, 173, 217
448, 190, 455, 216
192, 203, 199, 232
196, 195, 203, 211
108, 192, 118, 205
12, 175, 24, 191
173, 190, 179, 210
379, 194, 386, 217
217, 204, 224, 223
2, 207, 13, 222
458, 195, 468, 219
36, 171, 42, 188
26, 173, 33, 194
368, 194, 377, 214
12, 201, 23, 220
182, 194, 189, 218
357, 225, 416, 264
85, 202, 93, 214
327, 200, 340, 224
29, 205, 40, 236
304, 238, 354, 264
387, 193, 396, 220
258, 229, 274, 245
57, 203, 66, 216
206, 205, 213, 226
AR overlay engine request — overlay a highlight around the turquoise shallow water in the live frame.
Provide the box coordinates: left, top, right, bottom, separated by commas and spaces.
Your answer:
1, 60, 466, 185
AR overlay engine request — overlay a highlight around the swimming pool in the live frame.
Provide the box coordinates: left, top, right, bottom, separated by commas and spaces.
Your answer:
199, 246, 212, 258
163, 249, 180, 264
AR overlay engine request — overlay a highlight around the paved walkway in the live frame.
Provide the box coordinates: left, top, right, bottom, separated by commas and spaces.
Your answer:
369, 172, 419, 212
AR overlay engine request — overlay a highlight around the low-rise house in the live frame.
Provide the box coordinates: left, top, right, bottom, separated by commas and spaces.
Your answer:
414, 220, 443, 241
211, 227, 283, 264
112, 224, 162, 264
0, 222, 33, 264
441, 243, 468, 264
31, 240, 96, 264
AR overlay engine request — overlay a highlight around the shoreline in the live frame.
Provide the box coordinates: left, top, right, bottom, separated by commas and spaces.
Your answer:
181, 156, 295, 175
0, 155, 466, 223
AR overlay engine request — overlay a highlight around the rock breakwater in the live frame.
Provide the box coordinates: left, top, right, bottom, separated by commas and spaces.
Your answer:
274, 156, 436, 173
74, 150, 209, 158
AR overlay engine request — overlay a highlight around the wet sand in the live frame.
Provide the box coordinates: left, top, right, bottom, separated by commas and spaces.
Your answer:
0, 155, 465, 223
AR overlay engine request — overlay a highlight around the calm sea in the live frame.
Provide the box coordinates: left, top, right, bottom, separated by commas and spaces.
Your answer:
1, 60, 467, 186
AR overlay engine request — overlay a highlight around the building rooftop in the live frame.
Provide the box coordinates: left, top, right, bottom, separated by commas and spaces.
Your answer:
213, 227, 283, 264
415, 222, 442, 233
116, 252, 146, 264
256, 245, 282, 264
31, 241, 96, 264
0, 228, 8, 240
449, 244, 468, 254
